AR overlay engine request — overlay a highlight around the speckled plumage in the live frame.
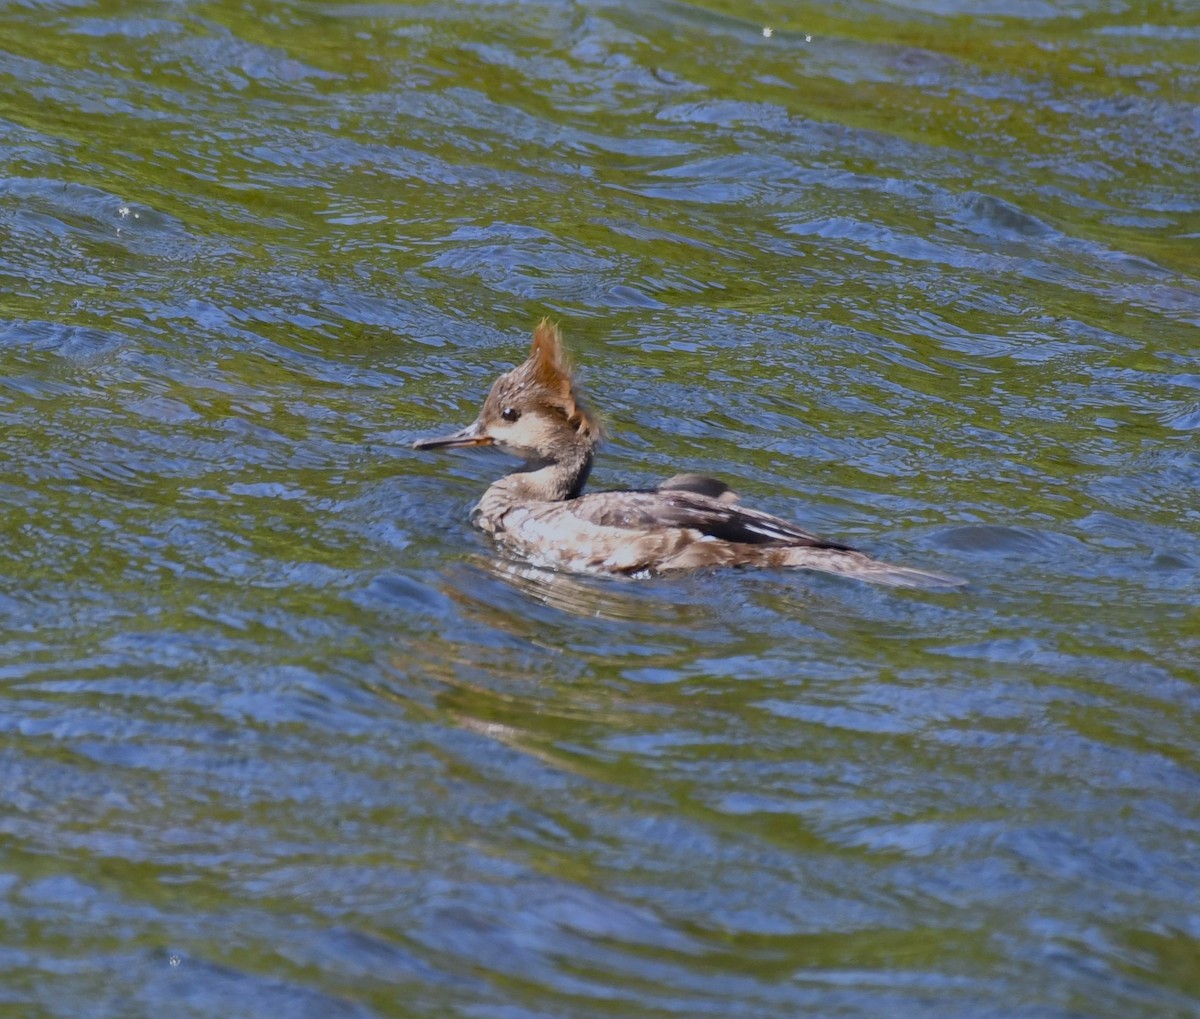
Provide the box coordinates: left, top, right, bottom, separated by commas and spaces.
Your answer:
414, 321, 965, 589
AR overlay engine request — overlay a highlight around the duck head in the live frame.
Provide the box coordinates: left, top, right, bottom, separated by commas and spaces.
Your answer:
413, 319, 600, 464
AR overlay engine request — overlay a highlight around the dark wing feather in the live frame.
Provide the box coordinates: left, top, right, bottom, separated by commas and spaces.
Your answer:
569, 489, 856, 552
656, 473, 738, 503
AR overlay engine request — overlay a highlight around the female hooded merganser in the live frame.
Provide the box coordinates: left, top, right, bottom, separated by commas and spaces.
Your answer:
414, 321, 964, 588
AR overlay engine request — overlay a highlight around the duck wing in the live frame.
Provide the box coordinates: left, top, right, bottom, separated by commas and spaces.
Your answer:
570, 488, 855, 552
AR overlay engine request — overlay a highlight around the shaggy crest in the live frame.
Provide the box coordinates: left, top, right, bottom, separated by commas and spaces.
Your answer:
504, 318, 600, 440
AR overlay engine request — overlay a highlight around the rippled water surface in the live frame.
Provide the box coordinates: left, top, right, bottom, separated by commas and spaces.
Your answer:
2, 0, 1199, 1015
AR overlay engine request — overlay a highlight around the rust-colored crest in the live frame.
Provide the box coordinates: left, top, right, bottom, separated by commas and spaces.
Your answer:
529, 319, 572, 395
521, 319, 601, 439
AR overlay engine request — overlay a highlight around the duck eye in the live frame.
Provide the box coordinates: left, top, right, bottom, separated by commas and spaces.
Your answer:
501, 407, 521, 423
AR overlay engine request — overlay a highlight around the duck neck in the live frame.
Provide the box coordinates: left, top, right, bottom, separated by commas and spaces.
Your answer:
479, 445, 593, 518
512, 445, 594, 502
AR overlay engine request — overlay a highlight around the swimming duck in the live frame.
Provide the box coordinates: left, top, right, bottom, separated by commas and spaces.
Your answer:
414, 320, 964, 588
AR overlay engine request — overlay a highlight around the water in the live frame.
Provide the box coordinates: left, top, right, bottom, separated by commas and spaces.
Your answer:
1, 0, 1198, 1015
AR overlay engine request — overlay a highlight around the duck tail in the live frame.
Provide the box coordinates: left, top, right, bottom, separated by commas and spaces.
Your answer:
775, 546, 967, 589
